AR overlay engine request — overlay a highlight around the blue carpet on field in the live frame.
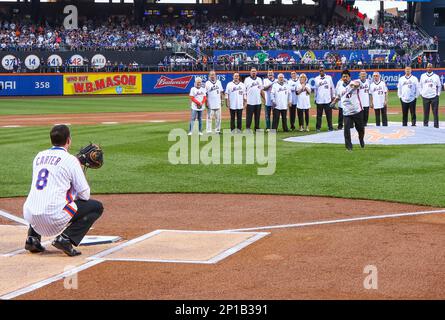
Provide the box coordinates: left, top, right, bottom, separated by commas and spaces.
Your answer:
284, 123, 445, 145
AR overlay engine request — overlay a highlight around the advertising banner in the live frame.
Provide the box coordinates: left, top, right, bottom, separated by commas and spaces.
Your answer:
1, 69, 444, 97
213, 50, 397, 64
63, 73, 142, 95
143, 69, 445, 93
0, 74, 63, 96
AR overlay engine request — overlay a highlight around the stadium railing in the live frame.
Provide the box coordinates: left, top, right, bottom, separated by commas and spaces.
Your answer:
3, 61, 428, 74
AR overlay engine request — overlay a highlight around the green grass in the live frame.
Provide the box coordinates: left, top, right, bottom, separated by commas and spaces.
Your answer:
0, 91, 413, 115
0, 95, 187, 115
1, 119, 445, 207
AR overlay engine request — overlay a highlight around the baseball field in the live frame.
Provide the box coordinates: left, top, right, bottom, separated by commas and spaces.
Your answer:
1, 92, 444, 300
1, 92, 445, 205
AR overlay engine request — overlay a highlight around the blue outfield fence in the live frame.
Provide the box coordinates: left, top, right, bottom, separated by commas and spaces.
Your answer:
1, 69, 444, 96
0, 74, 63, 96
143, 69, 445, 94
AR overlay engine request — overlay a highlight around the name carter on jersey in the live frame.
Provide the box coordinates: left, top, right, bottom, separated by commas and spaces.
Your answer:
35, 155, 62, 166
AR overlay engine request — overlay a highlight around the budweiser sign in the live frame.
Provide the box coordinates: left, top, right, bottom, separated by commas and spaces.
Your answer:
154, 75, 193, 89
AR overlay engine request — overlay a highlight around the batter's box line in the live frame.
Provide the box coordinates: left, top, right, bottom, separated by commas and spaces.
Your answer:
0, 209, 28, 225
87, 229, 269, 264
0, 260, 104, 300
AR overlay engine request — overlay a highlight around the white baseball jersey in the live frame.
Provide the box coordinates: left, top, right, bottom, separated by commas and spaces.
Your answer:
288, 78, 300, 105
397, 75, 420, 103
271, 82, 291, 110
244, 76, 263, 105
369, 80, 388, 109
337, 80, 362, 116
225, 81, 246, 110
189, 86, 207, 111
205, 80, 223, 109
358, 78, 371, 107
335, 79, 344, 109
263, 77, 276, 106
296, 82, 311, 110
314, 75, 335, 104
419, 72, 441, 99
23, 147, 90, 237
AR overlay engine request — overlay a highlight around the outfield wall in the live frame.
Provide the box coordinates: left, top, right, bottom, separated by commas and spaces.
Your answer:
1, 69, 444, 96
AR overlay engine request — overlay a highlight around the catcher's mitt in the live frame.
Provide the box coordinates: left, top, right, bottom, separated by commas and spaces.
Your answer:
76, 143, 104, 169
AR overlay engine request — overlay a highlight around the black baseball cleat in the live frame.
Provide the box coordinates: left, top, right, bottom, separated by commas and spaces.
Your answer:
25, 236, 46, 253
52, 235, 81, 257
359, 138, 365, 148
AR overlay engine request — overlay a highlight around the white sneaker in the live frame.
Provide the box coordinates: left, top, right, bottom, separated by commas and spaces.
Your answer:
199, 132, 203, 136
188, 132, 192, 136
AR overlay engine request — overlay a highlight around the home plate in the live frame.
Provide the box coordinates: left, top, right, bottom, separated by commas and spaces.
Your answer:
80, 236, 121, 246
89, 230, 269, 264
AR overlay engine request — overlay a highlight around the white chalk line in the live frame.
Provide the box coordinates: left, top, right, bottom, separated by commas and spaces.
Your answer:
2, 240, 51, 258
222, 209, 445, 232
88, 229, 163, 260
0, 230, 161, 300
87, 229, 269, 264
0, 229, 268, 299
206, 232, 269, 264
1, 207, 444, 299
0, 259, 104, 300
0, 209, 28, 225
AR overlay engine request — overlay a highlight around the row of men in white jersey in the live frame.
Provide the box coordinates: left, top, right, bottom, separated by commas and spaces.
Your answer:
189, 68, 384, 133
396, 64, 442, 128
189, 68, 313, 134
188, 65, 442, 134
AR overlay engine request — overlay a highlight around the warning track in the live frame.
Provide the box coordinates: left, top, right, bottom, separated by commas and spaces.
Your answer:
0, 111, 196, 127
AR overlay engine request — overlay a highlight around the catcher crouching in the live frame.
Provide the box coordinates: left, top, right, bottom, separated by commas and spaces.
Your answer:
23, 124, 104, 257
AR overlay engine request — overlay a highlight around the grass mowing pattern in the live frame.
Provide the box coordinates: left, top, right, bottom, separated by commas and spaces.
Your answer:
0, 95, 187, 115
1, 120, 445, 207
0, 92, 412, 115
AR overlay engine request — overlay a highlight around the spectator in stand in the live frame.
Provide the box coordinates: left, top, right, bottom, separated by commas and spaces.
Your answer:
0, 15, 436, 52
341, 55, 347, 68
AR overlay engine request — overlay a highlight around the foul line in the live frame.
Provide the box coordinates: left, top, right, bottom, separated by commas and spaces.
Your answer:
88, 229, 269, 264
222, 209, 445, 232
1, 208, 443, 299
0, 259, 104, 300
0, 209, 28, 225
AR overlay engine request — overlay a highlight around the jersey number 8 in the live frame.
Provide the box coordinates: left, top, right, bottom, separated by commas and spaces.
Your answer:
36, 168, 49, 190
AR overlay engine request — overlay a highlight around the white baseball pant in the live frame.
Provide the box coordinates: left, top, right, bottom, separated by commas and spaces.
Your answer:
206, 108, 221, 133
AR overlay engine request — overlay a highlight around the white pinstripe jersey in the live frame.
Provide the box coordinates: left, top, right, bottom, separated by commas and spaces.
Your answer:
244, 76, 263, 105
338, 80, 362, 116
288, 78, 300, 105
205, 80, 223, 109
358, 78, 371, 107
23, 146, 90, 237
